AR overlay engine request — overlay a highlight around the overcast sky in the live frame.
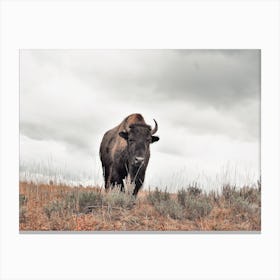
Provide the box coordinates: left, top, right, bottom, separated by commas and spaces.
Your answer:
20, 50, 260, 191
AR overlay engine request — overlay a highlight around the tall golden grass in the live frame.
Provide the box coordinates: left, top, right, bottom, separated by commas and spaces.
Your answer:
19, 181, 261, 231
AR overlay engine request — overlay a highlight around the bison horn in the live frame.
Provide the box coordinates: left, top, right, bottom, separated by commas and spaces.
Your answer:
151, 119, 158, 135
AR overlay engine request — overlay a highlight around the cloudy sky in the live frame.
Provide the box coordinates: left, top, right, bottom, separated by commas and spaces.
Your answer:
20, 50, 260, 191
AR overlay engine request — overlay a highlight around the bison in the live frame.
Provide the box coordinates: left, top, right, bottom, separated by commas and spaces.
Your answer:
99, 113, 159, 196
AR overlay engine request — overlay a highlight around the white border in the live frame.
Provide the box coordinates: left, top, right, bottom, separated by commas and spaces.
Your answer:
1, 1, 279, 280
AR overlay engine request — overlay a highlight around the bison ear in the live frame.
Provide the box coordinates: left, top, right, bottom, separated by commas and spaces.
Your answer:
151, 136, 159, 143
119, 131, 128, 140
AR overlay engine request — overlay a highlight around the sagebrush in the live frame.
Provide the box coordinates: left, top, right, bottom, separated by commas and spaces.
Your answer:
19, 182, 261, 231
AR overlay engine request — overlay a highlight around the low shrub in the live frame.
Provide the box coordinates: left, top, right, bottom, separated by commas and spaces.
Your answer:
177, 188, 213, 220
154, 199, 184, 220
19, 194, 28, 206
239, 186, 261, 206
44, 200, 65, 219
147, 187, 170, 205
222, 185, 238, 201
177, 189, 188, 207
187, 185, 202, 196
222, 185, 261, 207
230, 196, 253, 213
183, 196, 213, 220
64, 191, 78, 211
19, 207, 27, 223
104, 189, 135, 209
78, 191, 103, 212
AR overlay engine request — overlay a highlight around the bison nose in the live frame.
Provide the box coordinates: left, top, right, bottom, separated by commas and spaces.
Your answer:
134, 157, 144, 165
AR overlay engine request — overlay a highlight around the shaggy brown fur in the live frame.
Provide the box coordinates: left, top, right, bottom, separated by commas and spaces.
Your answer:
99, 113, 159, 196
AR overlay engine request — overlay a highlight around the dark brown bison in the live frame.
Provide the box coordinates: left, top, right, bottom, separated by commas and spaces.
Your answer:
99, 113, 159, 196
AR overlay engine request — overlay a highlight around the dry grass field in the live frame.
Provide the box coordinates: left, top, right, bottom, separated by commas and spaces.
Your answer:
19, 181, 261, 231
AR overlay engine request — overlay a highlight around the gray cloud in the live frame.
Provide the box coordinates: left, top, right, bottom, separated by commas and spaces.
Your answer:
20, 120, 95, 154
21, 49, 260, 145
75, 50, 260, 108
157, 50, 259, 106
26, 50, 260, 104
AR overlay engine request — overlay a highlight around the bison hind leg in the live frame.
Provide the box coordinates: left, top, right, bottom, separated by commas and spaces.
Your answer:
103, 165, 113, 190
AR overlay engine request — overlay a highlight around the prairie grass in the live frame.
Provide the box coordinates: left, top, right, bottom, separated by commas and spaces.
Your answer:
19, 181, 261, 231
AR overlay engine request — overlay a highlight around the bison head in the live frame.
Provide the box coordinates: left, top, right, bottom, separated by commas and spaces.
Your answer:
119, 120, 159, 172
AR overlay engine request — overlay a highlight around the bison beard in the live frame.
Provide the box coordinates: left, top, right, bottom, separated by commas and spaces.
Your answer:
99, 113, 159, 196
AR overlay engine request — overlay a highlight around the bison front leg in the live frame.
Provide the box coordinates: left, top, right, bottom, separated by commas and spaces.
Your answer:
132, 177, 144, 197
